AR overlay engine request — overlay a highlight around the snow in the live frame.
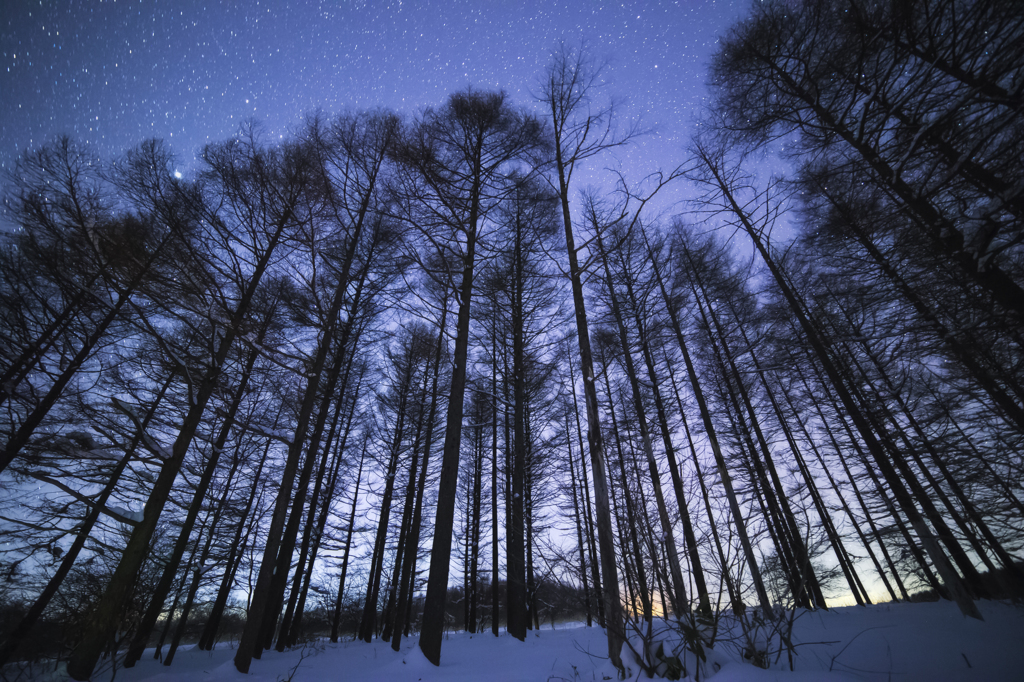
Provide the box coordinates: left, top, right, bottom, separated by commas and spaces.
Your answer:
69, 600, 1023, 682
72, 448, 123, 462
135, 428, 174, 461
246, 423, 294, 444
106, 506, 145, 524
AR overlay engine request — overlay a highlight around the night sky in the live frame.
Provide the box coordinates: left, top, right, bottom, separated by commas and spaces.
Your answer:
2, 0, 745, 189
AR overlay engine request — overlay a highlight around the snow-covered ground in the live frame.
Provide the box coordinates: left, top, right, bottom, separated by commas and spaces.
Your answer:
19, 600, 1024, 681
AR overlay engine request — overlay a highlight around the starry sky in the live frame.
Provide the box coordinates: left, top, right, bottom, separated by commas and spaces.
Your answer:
2, 0, 746, 187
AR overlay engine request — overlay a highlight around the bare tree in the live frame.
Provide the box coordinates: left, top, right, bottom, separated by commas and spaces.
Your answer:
537, 44, 642, 671
393, 89, 546, 666
67, 125, 317, 680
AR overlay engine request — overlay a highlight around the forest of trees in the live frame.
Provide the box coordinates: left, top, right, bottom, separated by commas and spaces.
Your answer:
1, 1, 1021, 679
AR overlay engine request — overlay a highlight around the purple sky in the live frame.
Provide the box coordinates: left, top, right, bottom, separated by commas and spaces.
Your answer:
2, 0, 745, 185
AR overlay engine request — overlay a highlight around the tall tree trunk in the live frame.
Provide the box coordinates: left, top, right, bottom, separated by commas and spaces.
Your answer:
619, 237, 711, 614
0, 374, 173, 666
566, 343, 604, 627
695, 147, 982, 620
392, 302, 447, 651
540, 49, 635, 664
68, 200, 296, 681
382, 352, 433, 644
507, 218, 529, 640
491, 320, 501, 636
525, 404, 539, 631
608, 465, 641, 622
688, 267, 823, 608
164, 438, 246, 665
285, 352, 367, 647
470, 414, 483, 632
258, 255, 375, 657
359, 359, 414, 642
329, 437, 367, 643
566, 407, 593, 626
277, 304, 369, 650
600, 367, 652, 624
645, 227, 771, 612
198, 432, 274, 650
126, 342, 265, 667
594, 227, 689, 617
661, 349, 744, 613
553, 161, 623, 669
792, 357, 909, 602
840, 310, 1024, 593
418, 172, 483, 666
235, 133, 384, 673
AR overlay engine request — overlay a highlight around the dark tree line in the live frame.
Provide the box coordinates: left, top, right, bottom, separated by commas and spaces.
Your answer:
1, 2, 1022, 678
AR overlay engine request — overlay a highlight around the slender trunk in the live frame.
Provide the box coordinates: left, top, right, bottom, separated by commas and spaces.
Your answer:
419, 170, 482, 665
278, 309, 367, 649
235, 154, 381, 674
526, 450, 538, 631
699, 150, 981, 619
383, 354, 433, 643
491, 320, 501, 636
793, 357, 909, 602
259, 262, 373, 656
644, 229, 770, 612
126, 343, 264, 667
329, 438, 367, 642
198, 434, 274, 650
620, 238, 711, 614
608, 467, 640, 622
153, 577, 188, 662
566, 408, 593, 626
847, 320, 1024, 592
566, 344, 604, 626
841, 344, 991, 598
359, 369, 412, 642
624, 412, 664, 622
553, 141, 623, 668
662, 351, 743, 613
392, 304, 447, 650
287, 351, 367, 646
470, 415, 483, 632
507, 222, 528, 640
0, 374, 172, 666
595, 229, 688, 617
689, 270, 823, 608
165, 441, 245, 665
524, 403, 538, 631
601, 367, 651, 623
